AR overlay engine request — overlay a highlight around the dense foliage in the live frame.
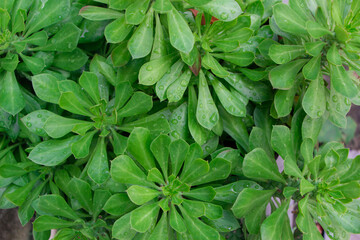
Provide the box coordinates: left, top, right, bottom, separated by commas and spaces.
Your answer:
0, 0, 360, 239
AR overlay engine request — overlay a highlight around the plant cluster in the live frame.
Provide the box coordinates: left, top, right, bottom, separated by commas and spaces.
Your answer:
0, 0, 360, 239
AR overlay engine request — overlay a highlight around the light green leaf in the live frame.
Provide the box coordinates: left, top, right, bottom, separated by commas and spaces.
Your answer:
87, 137, 109, 184
300, 179, 315, 196
269, 59, 307, 89
326, 44, 342, 65
110, 155, 154, 188
196, 71, 219, 130
149, 212, 168, 240
243, 148, 285, 183
67, 178, 93, 213
32, 194, 79, 220
306, 20, 333, 39
103, 193, 136, 216
167, 7, 194, 53
180, 158, 209, 185
150, 134, 171, 180
32, 73, 60, 104
127, 185, 160, 205
190, 158, 231, 185
0, 71, 25, 115
170, 204, 186, 233
304, 41, 326, 57
271, 125, 295, 160
302, 54, 321, 80
79, 72, 100, 104
212, 52, 254, 67
44, 115, 90, 138
127, 127, 156, 170
155, 60, 184, 101
198, 0, 242, 22
231, 188, 275, 218
31, 23, 80, 52
269, 45, 305, 64
118, 92, 153, 117
128, 8, 154, 59
273, 3, 307, 35
302, 75, 326, 118
125, 0, 150, 25
170, 139, 189, 176
130, 202, 160, 233
79, 6, 123, 20
182, 186, 216, 201
153, 0, 172, 12
59, 92, 93, 117
166, 68, 192, 103
28, 136, 80, 166
20, 54, 45, 75
25, 0, 70, 36
139, 53, 178, 85
202, 53, 229, 78
260, 200, 290, 240
112, 213, 137, 240
33, 216, 78, 232
330, 64, 358, 98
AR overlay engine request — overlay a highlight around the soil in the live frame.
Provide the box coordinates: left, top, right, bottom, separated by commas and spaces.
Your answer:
0, 208, 31, 240
347, 105, 360, 150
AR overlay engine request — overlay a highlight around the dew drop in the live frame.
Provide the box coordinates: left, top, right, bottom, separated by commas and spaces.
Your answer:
26, 122, 32, 127
210, 113, 218, 123
158, 85, 164, 90
317, 111, 322, 117
220, 13, 229, 20
171, 119, 178, 125
37, 114, 42, 118
332, 95, 338, 102
146, 65, 153, 71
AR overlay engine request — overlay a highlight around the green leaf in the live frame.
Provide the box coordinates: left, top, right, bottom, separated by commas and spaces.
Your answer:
111, 155, 154, 188
79, 72, 100, 104
300, 179, 315, 196
180, 158, 209, 185
332, 181, 360, 199
166, 68, 192, 103
167, 7, 194, 53
110, 129, 127, 156
212, 52, 254, 67
20, 54, 45, 75
260, 200, 290, 240
5, 177, 40, 206
273, 3, 307, 35
32, 195, 79, 220
28, 136, 80, 166
44, 115, 89, 138
128, 9, 154, 59
198, 0, 242, 22
139, 53, 178, 85
32, 73, 60, 104
127, 185, 160, 205
271, 125, 295, 160
130, 202, 160, 233
149, 212, 168, 240
202, 53, 229, 78
269, 59, 307, 89
147, 168, 165, 184
274, 83, 298, 117
182, 186, 216, 201
340, 156, 360, 183
115, 82, 133, 110
112, 213, 137, 240
210, 75, 246, 117
79, 6, 122, 20
304, 41, 326, 57
92, 189, 111, 219
104, 193, 136, 216
111, 42, 132, 67
118, 92, 152, 117
33, 216, 78, 232
25, 0, 70, 36
269, 45, 305, 64
306, 20, 333, 39
188, 86, 211, 145
23, 31, 48, 46
170, 139, 189, 176
67, 178, 93, 213
326, 44, 342, 65
91, 55, 117, 86
155, 61, 184, 101
330, 64, 358, 98
180, 206, 220, 240
243, 148, 285, 183
0, 71, 25, 115
170, 204, 186, 233
302, 75, 326, 118
31, 23, 80, 52
127, 127, 156, 170
125, 0, 150, 25
153, 0, 172, 12
59, 92, 93, 117
105, 15, 133, 43
302, 54, 321, 80
284, 156, 303, 179
204, 203, 222, 220
190, 158, 231, 185
150, 134, 171, 179
232, 188, 275, 218
53, 48, 88, 71
196, 71, 219, 130
87, 137, 109, 184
